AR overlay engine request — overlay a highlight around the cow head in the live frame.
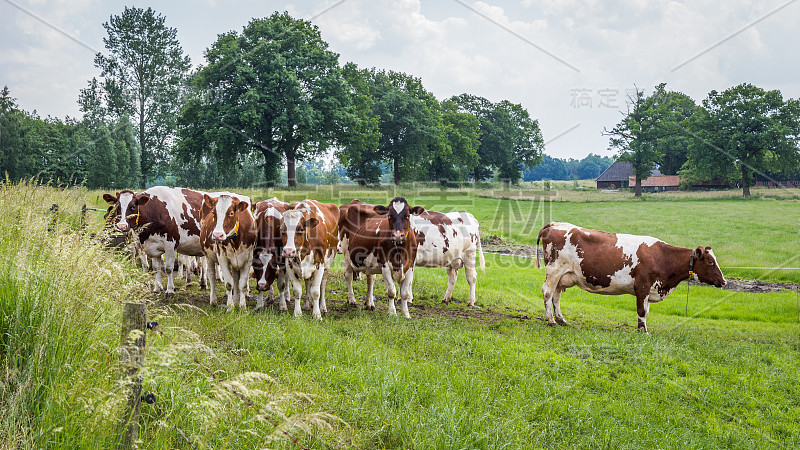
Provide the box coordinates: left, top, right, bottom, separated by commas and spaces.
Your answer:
203, 194, 248, 241
692, 246, 727, 288
103, 190, 150, 233
281, 210, 319, 258
373, 197, 425, 244
252, 247, 277, 291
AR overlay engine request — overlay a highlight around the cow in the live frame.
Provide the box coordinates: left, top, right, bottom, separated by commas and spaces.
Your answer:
536, 222, 727, 332
252, 197, 292, 310
412, 211, 486, 307
345, 198, 425, 319
103, 187, 209, 296
281, 200, 339, 320
200, 194, 258, 308
339, 199, 380, 300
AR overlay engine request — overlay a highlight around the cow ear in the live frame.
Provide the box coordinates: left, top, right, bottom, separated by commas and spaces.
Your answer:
202, 194, 214, 217
287, 202, 299, 210
305, 217, 320, 229
102, 193, 117, 205
410, 206, 425, 215
135, 193, 150, 206
373, 205, 389, 215
236, 200, 249, 212
695, 246, 704, 259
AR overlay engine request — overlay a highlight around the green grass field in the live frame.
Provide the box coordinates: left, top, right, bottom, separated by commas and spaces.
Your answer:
3, 182, 799, 448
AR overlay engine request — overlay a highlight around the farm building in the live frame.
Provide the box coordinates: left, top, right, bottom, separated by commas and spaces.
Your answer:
595, 161, 663, 189
627, 175, 680, 192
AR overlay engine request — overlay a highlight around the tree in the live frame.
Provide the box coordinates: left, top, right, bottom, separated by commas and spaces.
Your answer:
337, 63, 382, 185
369, 70, 442, 185
450, 94, 544, 184
180, 12, 353, 187
430, 99, 480, 183
682, 83, 800, 196
94, 7, 190, 185
604, 83, 691, 197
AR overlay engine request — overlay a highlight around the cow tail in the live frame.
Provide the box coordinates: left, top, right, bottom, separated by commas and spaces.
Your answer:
477, 233, 486, 274
535, 227, 543, 269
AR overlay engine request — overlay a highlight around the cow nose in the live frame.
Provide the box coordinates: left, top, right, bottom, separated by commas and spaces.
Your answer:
257, 281, 267, 290
212, 231, 225, 241
392, 230, 404, 241
116, 223, 129, 232
283, 248, 295, 257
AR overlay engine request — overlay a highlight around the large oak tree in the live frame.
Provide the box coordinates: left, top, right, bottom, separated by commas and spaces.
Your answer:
179, 12, 353, 186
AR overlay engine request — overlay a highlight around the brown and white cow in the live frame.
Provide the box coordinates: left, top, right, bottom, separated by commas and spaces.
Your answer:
536, 222, 727, 332
252, 197, 292, 310
412, 211, 486, 307
281, 200, 339, 320
103, 186, 209, 296
345, 198, 425, 318
200, 194, 258, 308
339, 199, 380, 300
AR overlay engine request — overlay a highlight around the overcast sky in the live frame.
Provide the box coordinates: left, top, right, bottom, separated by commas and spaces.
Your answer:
2, 0, 799, 160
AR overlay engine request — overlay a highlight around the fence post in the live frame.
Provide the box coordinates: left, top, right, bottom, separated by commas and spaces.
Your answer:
81, 204, 88, 232
118, 302, 147, 450
48, 203, 58, 233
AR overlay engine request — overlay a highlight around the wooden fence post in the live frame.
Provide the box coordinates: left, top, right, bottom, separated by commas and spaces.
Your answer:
48, 203, 58, 233
118, 302, 147, 450
80, 204, 88, 232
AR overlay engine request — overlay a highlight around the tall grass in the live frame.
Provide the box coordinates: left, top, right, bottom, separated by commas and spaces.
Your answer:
0, 181, 143, 447
1, 182, 340, 448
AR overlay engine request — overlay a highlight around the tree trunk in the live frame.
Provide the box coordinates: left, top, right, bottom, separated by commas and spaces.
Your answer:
742, 165, 750, 197
287, 149, 296, 187
634, 177, 643, 197
393, 158, 400, 186
138, 102, 146, 188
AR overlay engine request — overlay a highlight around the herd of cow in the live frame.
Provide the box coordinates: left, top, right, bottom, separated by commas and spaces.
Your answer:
103, 186, 728, 332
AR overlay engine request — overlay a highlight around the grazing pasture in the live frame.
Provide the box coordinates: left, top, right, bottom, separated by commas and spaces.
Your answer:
3, 182, 799, 448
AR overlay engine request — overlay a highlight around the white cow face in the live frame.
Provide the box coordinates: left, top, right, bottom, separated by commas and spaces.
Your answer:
103, 190, 150, 232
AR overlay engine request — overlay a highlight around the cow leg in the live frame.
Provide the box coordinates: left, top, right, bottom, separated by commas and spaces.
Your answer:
365, 274, 375, 310
465, 255, 479, 308
163, 247, 177, 298
319, 269, 329, 314
151, 256, 163, 293
206, 259, 218, 307
541, 271, 562, 326
288, 269, 303, 317
198, 257, 207, 290
237, 265, 250, 309
277, 270, 288, 311
636, 296, 650, 333
309, 266, 325, 321
382, 264, 398, 317
304, 279, 312, 311
398, 268, 414, 319
345, 264, 358, 305
217, 259, 235, 308
443, 268, 458, 304
553, 287, 568, 325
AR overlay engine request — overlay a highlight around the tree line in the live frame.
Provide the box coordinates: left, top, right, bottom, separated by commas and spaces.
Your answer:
1, 8, 544, 189
605, 83, 800, 197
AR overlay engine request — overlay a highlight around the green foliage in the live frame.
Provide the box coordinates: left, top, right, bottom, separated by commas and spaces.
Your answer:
94, 6, 191, 184
181, 12, 353, 186
681, 83, 800, 196
605, 84, 697, 195
338, 63, 382, 185
450, 94, 544, 184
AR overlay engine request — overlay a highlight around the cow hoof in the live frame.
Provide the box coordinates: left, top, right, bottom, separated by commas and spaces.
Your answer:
547, 321, 557, 327
555, 318, 569, 326
165, 292, 175, 298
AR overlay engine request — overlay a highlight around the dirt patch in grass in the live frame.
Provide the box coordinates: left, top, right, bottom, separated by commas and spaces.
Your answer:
150, 282, 542, 325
